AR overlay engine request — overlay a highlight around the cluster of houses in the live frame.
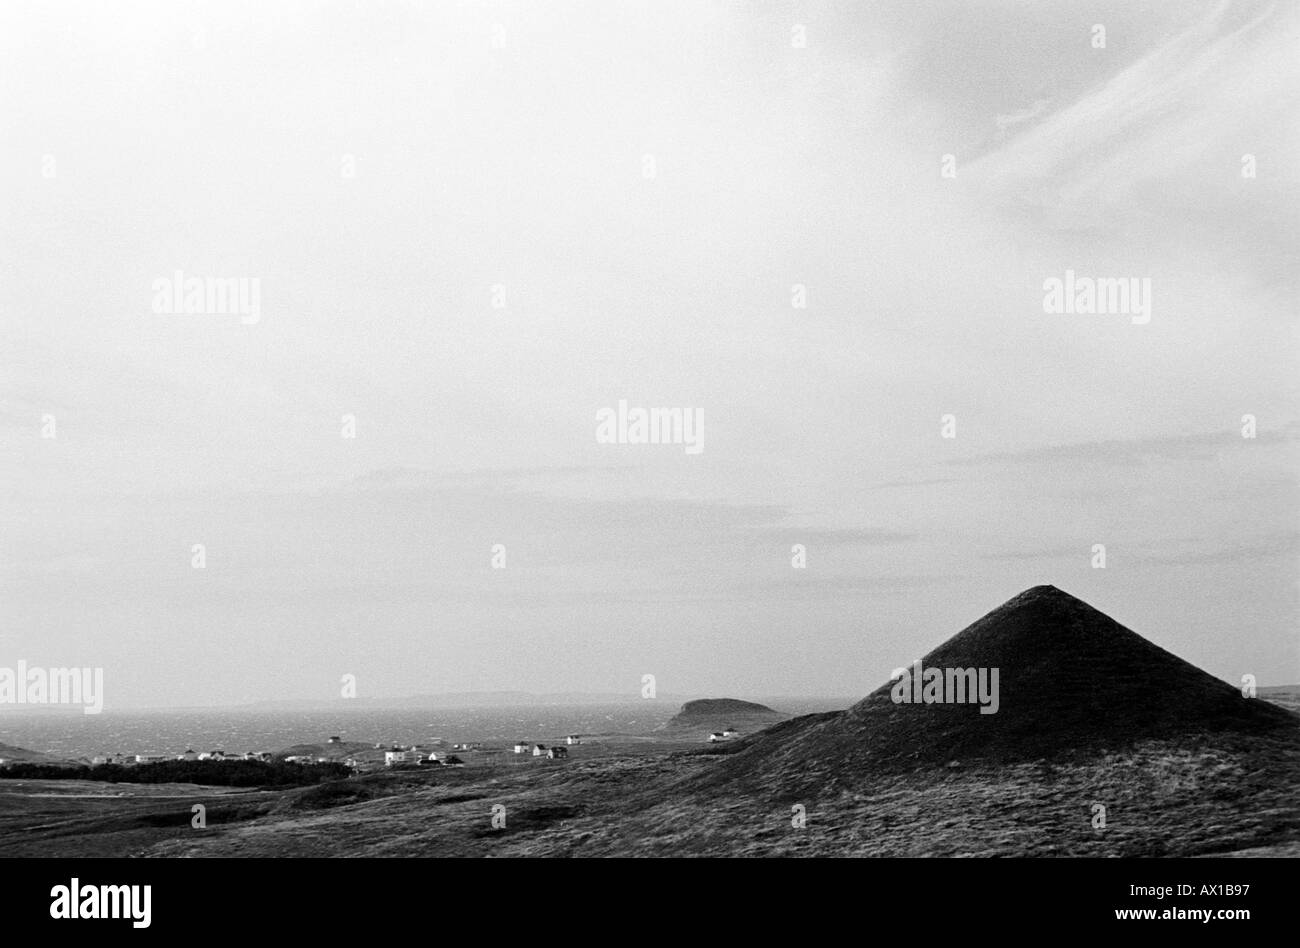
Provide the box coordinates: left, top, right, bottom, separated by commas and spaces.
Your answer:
89, 749, 275, 766
707, 727, 741, 743
77, 734, 577, 771
362, 735, 577, 768
379, 745, 465, 768
511, 737, 578, 759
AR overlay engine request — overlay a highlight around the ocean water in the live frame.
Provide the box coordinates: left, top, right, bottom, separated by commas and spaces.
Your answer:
0, 704, 681, 761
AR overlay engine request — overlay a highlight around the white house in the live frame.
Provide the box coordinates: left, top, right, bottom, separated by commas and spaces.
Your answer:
178, 749, 198, 762
722, 728, 739, 738
134, 754, 169, 763
385, 750, 424, 767
547, 746, 568, 759
513, 742, 531, 754
566, 735, 582, 745
531, 744, 548, 757
707, 733, 725, 742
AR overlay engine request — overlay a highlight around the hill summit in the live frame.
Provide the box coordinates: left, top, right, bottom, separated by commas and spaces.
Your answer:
703, 585, 1297, 790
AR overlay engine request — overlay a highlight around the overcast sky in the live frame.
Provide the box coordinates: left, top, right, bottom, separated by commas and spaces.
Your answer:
1, 0, 1296, 708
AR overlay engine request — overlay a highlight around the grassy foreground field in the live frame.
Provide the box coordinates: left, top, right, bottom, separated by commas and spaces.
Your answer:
6, 592, 1296, 858
2, 722, 1296, 858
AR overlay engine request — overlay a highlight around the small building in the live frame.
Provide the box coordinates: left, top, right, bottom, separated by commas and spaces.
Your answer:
566, 735, 582, 745
442, 755, 465, 768
707, 733, 725, 742
426, 751, 441, 763
134, 754, 168, 763
513, 742, 531, 754
178, 749, 198, 762
531, 744, 548, 757
327, 736, 341, 744
722, 728, 739, 738
385, 750, 425, 767
547, 746, 568, 759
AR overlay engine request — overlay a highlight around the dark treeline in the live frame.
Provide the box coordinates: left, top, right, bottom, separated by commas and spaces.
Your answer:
0, 759, 350, 787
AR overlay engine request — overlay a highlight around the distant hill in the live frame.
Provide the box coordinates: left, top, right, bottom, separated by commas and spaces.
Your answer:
673, 698, 779, 720
1259, 685, 1300, 715
0, 742, 67, 765
273, 741, 376, 762
659, 698, 786, 740
697, 585, 1300, 793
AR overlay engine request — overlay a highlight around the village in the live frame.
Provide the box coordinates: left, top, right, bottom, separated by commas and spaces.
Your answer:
68, 733, 602, 774
3, 710, 749, 776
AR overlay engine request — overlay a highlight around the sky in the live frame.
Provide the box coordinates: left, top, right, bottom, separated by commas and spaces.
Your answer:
1, 0, 1296, 708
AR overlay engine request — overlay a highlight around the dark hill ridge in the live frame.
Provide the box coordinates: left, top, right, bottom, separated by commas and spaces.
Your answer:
699, 585, 1298, 791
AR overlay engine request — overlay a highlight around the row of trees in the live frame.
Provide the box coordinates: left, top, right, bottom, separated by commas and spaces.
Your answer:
0, 758, 350, 787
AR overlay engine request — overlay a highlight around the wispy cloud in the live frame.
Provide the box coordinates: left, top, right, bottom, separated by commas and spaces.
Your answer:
966, 0, 1300, 230
743, 527, 915, 547
868, 476, 959, 490
948, 425, 1298, 468
1141, 532, 1300, 565
994, 97, 1050, 134
989, 545, 1091, 562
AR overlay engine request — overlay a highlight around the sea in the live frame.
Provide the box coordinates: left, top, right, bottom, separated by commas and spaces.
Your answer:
0, 704, 682, 760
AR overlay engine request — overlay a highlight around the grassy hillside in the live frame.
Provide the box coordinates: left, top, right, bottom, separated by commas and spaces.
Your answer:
3, 588, 1295, 858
